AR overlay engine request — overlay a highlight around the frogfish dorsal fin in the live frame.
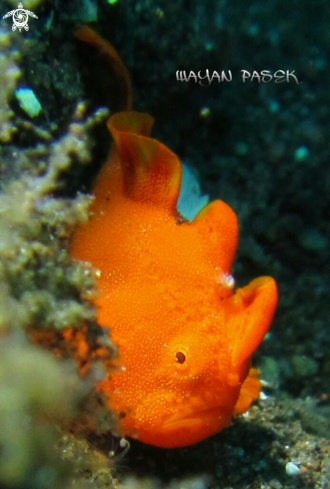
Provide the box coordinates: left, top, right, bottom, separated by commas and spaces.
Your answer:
189, 200, 238, 273
108, 111, 182, 215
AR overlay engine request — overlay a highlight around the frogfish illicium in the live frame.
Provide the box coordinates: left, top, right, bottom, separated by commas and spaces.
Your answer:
70, 108, 278, 448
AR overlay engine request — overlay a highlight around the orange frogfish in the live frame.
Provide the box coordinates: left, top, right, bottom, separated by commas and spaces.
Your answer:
70, 110, 278, 448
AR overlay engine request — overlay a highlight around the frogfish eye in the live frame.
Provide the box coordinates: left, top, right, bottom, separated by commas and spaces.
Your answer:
175, 351, 186, 364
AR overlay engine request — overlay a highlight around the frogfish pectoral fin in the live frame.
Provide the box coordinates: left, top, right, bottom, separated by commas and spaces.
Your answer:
234, 367, 261, 414
108, 112, 182, 216
190, 200, 238, 273
228, 276, 278, 367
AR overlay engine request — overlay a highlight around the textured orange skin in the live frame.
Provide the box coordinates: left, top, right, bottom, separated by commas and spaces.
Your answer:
70, 112, 278, 448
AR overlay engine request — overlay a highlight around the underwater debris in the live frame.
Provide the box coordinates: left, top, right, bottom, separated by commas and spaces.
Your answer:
15, 86, 42, 118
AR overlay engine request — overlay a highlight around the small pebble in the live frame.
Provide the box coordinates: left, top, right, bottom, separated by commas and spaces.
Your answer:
286, 461, 300, 476
15, 87, 42, 117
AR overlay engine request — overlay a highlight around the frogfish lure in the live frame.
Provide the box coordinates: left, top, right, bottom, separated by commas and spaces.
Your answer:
70, 29, 278, 448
